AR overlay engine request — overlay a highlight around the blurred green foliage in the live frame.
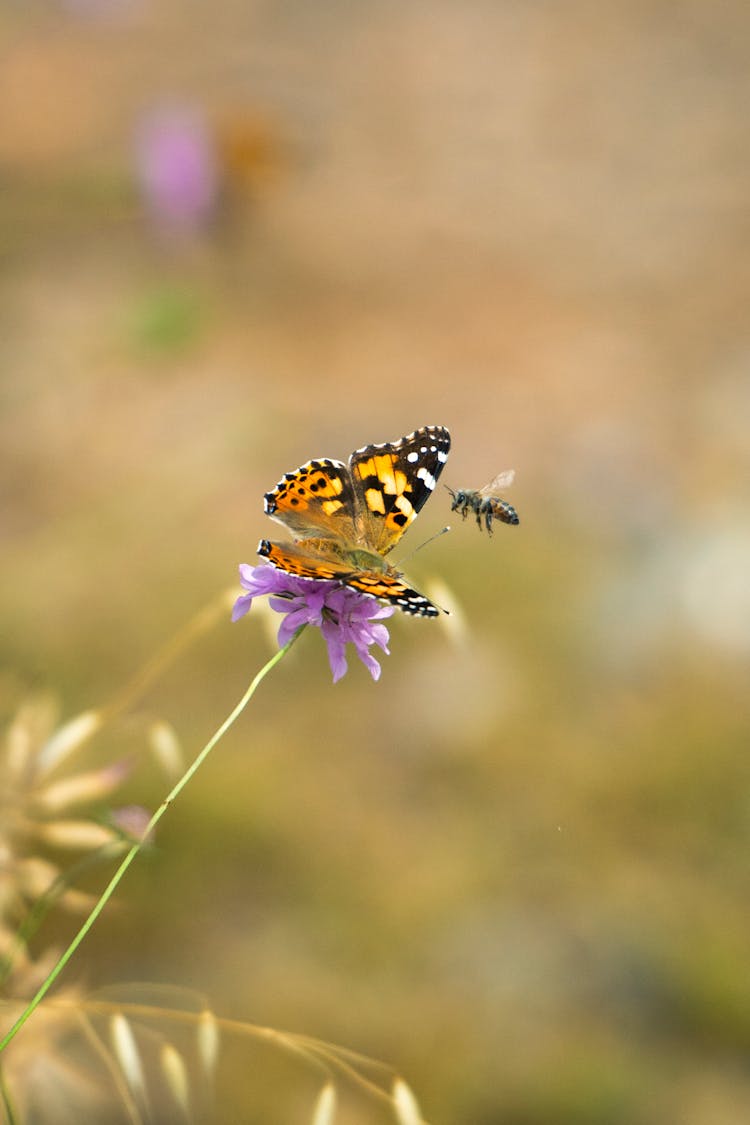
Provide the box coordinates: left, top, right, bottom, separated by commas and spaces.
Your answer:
126, 286, 206, 356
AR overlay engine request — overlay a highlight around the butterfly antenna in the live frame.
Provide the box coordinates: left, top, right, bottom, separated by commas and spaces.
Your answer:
397, 525, 451, 566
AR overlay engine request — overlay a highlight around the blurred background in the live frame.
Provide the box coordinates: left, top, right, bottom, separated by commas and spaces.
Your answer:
2, 0, 750, 1121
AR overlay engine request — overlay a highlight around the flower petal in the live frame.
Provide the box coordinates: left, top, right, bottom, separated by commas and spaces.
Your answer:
321, 619, 348, 683
277, 611, 309, 647
233, 562, 397, 682
357, 646, 382, 681
231, 593, 255, 622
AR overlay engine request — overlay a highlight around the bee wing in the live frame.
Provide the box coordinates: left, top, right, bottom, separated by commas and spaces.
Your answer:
481, 469, 515, 495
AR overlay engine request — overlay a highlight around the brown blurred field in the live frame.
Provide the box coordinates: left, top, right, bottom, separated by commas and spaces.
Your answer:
2, 1, 750, 1121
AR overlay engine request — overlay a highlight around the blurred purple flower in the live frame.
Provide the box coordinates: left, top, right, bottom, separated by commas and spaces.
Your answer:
110, 805, 155, 844
233, 563, 395, 683
135, 107, 219, 235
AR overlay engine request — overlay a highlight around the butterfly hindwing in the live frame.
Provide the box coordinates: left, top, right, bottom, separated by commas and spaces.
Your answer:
258, 539, 353, 582
345, 572, 440, 616
258, 539, 440, 616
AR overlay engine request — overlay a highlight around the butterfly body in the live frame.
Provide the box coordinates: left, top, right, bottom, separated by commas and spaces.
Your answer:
447, 471, 519, 535
259, 426, 450, 616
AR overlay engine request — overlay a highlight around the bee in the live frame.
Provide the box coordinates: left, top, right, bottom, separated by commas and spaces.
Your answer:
447, 471, 519, 535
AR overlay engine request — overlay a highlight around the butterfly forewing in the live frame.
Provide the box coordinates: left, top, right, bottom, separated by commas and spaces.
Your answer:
349, 425, 451, 556
263, 458, 358, 541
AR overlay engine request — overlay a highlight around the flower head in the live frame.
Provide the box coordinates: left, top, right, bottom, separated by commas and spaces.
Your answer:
135, 107, 219, 235
232, 564, 395, 683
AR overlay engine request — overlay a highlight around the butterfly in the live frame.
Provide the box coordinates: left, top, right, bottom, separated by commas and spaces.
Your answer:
446, 471, 519, 534
258, 426, 451, 616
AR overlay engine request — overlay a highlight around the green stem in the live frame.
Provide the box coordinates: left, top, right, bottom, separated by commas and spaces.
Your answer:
0, 629, 304, 1055
0, 1066, 18, 1125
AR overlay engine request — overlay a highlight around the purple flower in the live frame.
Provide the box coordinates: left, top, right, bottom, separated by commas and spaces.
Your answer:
135, 107, 219, 235
110, 805, 155, 844
233, 563, 395, 683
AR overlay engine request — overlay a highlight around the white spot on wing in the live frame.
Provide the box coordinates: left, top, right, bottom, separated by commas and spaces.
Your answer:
417, 467, 437, 490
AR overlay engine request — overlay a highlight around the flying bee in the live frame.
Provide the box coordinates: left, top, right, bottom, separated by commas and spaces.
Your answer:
446, 471, 519, 535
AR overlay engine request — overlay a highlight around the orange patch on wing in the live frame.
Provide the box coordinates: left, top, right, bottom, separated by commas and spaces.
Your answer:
354, 457, 376, 480
261, 543, 339, 580
348, 574, 407, 597
305, 471, 343, 498
374, 455, 407, 495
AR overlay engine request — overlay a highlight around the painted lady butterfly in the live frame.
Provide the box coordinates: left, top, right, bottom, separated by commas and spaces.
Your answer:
447, 471, 519, 535
258, 426, 451, 616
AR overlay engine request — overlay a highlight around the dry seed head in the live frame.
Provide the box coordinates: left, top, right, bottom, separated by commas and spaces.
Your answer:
1, 700, 133, 932
35, 819, 122, 851
57, 885, 101, 913
37, 710, 102, 775
2, 999, 100, 1120
3, 944, 63, 998
12, 857, 97, 917
424, 577, 468, 644
161, 1042, 191, 1116
393, 1079, 424, 1125
0, 865, 26, 922
32, 761, 130, 814
311, 1082, 337, 1125
198, 1008, 220, 1075
110, 1013, 148, 1106
4, 697, 58, 779
148, 720, 183, 777
15, 856, 59, 900
0, 947, 88, 1118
